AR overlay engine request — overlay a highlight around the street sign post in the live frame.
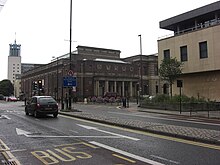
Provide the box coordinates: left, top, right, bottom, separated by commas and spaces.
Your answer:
63, 76, 77, 87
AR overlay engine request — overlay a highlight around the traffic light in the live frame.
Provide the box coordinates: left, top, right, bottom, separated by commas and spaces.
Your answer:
38, 80, 42, 89
32, 81, 38, 90
177, 80, 183, 87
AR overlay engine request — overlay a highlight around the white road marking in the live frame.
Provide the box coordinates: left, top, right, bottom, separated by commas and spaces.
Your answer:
90, 141, 164, 165
70, 130, 79, 134
150, 155, 179, 164
16, 128, 125, 139
11, 149, 27, 153
109, 111, 220, 126
77, 124, 140, 141
1, 115, 11, 120
16, 128, 31, 136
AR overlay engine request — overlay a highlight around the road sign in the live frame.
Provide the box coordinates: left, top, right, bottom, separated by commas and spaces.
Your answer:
68, 70, 74, 76
63, 76, 77, 87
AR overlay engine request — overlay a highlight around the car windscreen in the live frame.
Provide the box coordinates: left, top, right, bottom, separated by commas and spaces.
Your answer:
38, 98, 56, 104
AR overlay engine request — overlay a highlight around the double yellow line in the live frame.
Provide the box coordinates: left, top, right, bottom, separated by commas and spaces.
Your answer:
0, 139, 21, 165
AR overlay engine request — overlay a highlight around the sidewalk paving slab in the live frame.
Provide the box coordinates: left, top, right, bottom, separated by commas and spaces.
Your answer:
59, 103, 220, 145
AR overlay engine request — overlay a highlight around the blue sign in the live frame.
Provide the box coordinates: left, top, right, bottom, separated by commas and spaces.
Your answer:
63, 76, 77, 87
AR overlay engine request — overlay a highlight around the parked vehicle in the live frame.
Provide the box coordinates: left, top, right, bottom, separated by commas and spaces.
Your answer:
8, 96, 18, 102
0, 94, 5, 100
25, 96, 58, 118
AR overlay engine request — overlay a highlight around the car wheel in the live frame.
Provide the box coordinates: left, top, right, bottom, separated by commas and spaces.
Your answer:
34, 111, 39, 118
53, 112, 58, 118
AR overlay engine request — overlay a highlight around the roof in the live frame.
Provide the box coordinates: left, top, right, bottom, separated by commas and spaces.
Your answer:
160, 1, 220, 31
77, 45, 121, 53
94, 58, 128, 64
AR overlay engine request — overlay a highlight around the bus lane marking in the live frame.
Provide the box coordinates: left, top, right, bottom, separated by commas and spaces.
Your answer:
112, 154, 136, 163
90, 141, 164, 165
31, 141, 96, 164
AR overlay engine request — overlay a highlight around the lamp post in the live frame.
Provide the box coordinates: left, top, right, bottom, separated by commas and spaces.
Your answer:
138, 34, 143, 105
52, 56, 59, 101
68, 0, 73, 110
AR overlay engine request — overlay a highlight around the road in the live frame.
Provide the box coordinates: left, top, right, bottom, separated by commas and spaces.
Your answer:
0, 101, 220, 165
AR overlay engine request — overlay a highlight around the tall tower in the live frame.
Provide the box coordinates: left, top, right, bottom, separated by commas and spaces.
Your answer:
7, 39, 21, 83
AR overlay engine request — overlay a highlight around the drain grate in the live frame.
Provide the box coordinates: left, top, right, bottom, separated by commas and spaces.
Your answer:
2, 159, 18, 165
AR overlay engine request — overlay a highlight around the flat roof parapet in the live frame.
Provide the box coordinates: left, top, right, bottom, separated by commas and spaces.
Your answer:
160, 1, 220, 31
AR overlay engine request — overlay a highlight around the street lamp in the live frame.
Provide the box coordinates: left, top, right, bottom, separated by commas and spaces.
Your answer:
52, 56, 59, 101
68, 0, 73, 110
138, 34, 143, 105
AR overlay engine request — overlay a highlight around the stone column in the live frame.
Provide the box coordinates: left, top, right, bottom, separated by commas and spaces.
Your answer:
114, 81, 117, 93
105, 81, 109, 93
122, 81, 125, 97
95, 80, 99, 96
130, 81, 133, 97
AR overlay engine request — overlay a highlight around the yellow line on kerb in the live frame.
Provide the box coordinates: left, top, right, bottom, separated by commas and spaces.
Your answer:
61, 114, 220, 151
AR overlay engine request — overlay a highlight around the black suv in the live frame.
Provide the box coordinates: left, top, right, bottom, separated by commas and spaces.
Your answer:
25, 96, 58, 118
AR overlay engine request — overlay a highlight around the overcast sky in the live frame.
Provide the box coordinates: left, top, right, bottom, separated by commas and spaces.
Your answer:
0, 0, 218, 81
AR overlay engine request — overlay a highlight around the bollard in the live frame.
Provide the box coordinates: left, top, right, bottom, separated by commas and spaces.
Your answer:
84, 98, 87, 104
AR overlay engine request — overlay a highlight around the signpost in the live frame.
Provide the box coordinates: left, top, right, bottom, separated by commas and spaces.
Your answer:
177, 80, 183, 114
63, 76, 77, 87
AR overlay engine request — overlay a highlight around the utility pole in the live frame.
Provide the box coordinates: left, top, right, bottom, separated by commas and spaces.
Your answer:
138, 34, 143, 105
68, 0, 72, 110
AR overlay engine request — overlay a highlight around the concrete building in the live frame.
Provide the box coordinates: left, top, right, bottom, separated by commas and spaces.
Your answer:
21, 46, 160, 101
7, 39, 21, 84
158, 1, 220, 101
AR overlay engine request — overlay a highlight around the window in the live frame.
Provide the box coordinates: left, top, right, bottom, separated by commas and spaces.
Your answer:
106, 65, 111, 70
143, 66, 147, 75
97, 64, 102, 69
163, 49, 170, 59
154, 65, 158, 75
199, 41, 208, 59
180, 46, 188, 62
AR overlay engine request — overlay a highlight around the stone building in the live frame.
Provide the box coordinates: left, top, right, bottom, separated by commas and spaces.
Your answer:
21, 46, 160, 101
158, 1, 220, 101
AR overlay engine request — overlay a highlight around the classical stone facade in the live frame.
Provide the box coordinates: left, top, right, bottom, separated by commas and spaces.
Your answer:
21, 46, 160, 101
158, 1, 220, 101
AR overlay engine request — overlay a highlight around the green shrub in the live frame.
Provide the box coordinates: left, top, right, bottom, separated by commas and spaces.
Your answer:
149, 94, 170, 103
143, 94, 211, 104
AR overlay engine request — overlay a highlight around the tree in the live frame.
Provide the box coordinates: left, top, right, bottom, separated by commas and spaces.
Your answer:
0, 79, 14, 96
159, 58, 182, 97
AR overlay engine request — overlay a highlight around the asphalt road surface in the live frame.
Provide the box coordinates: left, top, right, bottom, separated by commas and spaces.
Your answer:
0, 101, 220, 165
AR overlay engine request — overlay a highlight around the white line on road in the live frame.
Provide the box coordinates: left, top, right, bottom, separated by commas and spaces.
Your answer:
109, 111, 220, 127
16, 128, 123, 139
11, 149, 27, 153
150, 155, 180, 164
78, 124, 140, 141
90, 141, 164, 165
1, 115, 11, 120
70, 130, 79, 134
27, 135, 122, 138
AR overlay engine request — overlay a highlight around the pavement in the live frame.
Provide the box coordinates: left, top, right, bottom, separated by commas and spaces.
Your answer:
58, 102, 220, 145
